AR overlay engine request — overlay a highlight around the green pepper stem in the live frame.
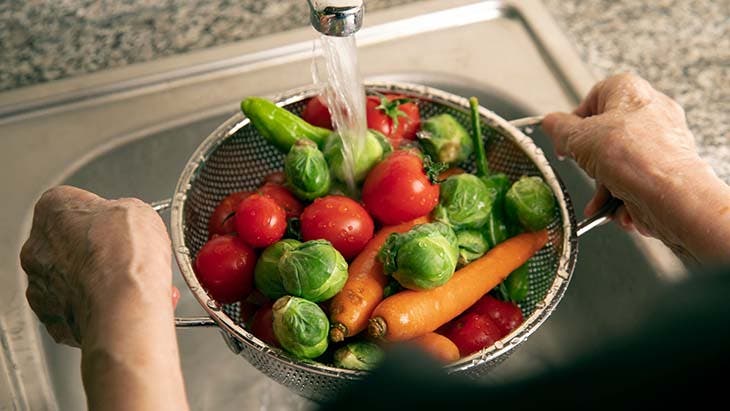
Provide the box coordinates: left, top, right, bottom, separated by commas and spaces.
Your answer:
469, 97, 489, 177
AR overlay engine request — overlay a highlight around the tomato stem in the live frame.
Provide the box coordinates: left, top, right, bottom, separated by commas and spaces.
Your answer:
374, 93, 411, 133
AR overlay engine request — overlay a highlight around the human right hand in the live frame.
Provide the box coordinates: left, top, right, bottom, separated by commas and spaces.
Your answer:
543, 73, 730, 263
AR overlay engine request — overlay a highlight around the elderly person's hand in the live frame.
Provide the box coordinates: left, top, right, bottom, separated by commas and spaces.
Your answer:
20, 185, 188, 411
543, 73, 730, 264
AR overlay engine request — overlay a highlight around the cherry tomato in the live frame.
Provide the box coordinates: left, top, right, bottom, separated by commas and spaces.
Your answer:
235, 194, 287, 248
240, 289, 271, 325
258, 183, 303, 219
300, 195, 374, 260
208, 191, 253, 238
470, 295, 524, 336
194, 235, 257, 304
301, 96, 333, 130
262, 171, 287, 186
250, 303, 280, 347
366, 94, 420, 148
362, 151, 440, 225
439, 311, 503, 357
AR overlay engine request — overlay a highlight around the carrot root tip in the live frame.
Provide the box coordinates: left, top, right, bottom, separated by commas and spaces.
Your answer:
368, 317, 386, 340
329, 323, 347, 343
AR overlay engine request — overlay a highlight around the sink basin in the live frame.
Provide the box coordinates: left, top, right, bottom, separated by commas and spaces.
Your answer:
0, 0, 683, 409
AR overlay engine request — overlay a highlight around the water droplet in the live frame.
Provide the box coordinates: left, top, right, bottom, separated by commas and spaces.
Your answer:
326, 203, 334, 209
207, 300, 221, 311
328, 222, 336, 228
176, 246, 190, 255
347, 236, 356, 243
346, 224, 354, 231
524, 126, 534, 135
494, 341, 504, 349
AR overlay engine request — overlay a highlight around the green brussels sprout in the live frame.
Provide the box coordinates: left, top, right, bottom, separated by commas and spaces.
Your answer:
418, 113, 473, 164
481, 173, 511, 202
278, 240, 348, 302
324, 129, 392, 184
505, 176, 557, 231
379, 222, 459, 290
499, 263, 530, 302
433, 174, 496, 230
284, 139, 331, 200
333, 341, 384, 371
272, 296, 329, 359
254, 239, 302, 299
456, 230, 490, 267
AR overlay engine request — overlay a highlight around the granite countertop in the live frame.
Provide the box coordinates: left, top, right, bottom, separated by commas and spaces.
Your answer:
1, 0, 727, 179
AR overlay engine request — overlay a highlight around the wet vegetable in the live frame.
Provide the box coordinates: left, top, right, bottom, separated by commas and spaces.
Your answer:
456, 230, 490, 267
323, 129, 392, 184
498, 263, 530, 303
300, 195, 374, 260
235, 194, 287, 248
505, 176, 557, 231
379, 222, 459, 290
254, 239, 302, 300
366, 94, 421, 148
241, 97, 331, 152
333, 341, 384, 371
418, 113, 473, 164
278, 240, 348, 302
194, 235, 257, 304
470, 295, 524, 336
482, 173, 512, 247
284, 139, 331, 200
207, 191, 252, 238
440, 311, 502, 357
272, 296, 329, 359
250, 303, 280, 347
362, 150, 440, 225
433, 174, 495, 230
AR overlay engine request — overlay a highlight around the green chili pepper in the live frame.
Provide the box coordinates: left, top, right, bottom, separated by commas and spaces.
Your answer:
241, 97, 332, 152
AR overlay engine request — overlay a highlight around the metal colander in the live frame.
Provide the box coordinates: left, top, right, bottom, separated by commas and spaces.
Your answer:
166, 81, 606, 402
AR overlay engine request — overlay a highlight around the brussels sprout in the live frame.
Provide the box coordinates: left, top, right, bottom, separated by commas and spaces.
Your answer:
433, 174, 496, 230
382, 277, 403, 298
418, 114, 473, 164
324, 130, 392, 184
254, 239, 302, 299
272, 296, 329, 359
278, 240, 348, 302
456, 230, 490, 267
333, 341, 384, 371
379, 222, 459, 290
481, 173, 511, 202
284, 139, 331, 200
499, 263, 530, 302
505, 176, 557, 231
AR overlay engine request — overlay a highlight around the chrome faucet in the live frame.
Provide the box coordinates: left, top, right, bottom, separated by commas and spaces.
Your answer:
307, 0, 364, 37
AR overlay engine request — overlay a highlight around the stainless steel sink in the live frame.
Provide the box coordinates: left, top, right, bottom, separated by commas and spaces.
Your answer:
0, 1, 684, 409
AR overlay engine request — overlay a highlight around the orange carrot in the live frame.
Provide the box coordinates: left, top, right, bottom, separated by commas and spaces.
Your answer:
407, 332, 460, 364
368, 230, 548, 342
329, 216, 430, 342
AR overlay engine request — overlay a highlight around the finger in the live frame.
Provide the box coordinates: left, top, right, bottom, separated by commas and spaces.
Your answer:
574, 78, 608, 118
614, 205, 635, 231
584, 184, 612, 217
542, 112, 582, 158
172, 286, 180, 309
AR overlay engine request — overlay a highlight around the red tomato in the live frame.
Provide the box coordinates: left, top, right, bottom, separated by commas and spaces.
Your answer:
194, 235, 257, 304
235, 194, 287, 248
258, 183, 303, 219
439, 311, 503, 357
300, 195, 374, 260
208, 191, 253, 238
301, 96, 333, 130
366, 94, 420, 147
469, 295, 524, 336
362, 151, 439, 225
262, 171, 287, 186
250, 303, 280, 347
240, 289, 271, 325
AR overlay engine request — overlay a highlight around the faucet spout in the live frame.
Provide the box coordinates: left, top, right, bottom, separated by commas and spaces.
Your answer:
307, 0, 364, 37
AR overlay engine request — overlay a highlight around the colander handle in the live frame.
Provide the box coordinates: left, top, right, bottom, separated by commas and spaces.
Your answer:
149, 198, 221, 329
509, 116, 623, 237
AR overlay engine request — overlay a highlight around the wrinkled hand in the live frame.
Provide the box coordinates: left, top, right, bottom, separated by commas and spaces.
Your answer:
543, 73, 730, 263
20, 186, 174, 347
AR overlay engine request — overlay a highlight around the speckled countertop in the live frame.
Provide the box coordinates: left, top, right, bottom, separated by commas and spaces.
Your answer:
1, 0, 728, 178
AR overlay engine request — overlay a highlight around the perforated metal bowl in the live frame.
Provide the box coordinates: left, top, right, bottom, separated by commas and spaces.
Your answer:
163, 81, 613, 402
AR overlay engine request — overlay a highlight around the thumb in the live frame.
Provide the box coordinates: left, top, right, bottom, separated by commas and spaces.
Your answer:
542, 112, 582, 158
